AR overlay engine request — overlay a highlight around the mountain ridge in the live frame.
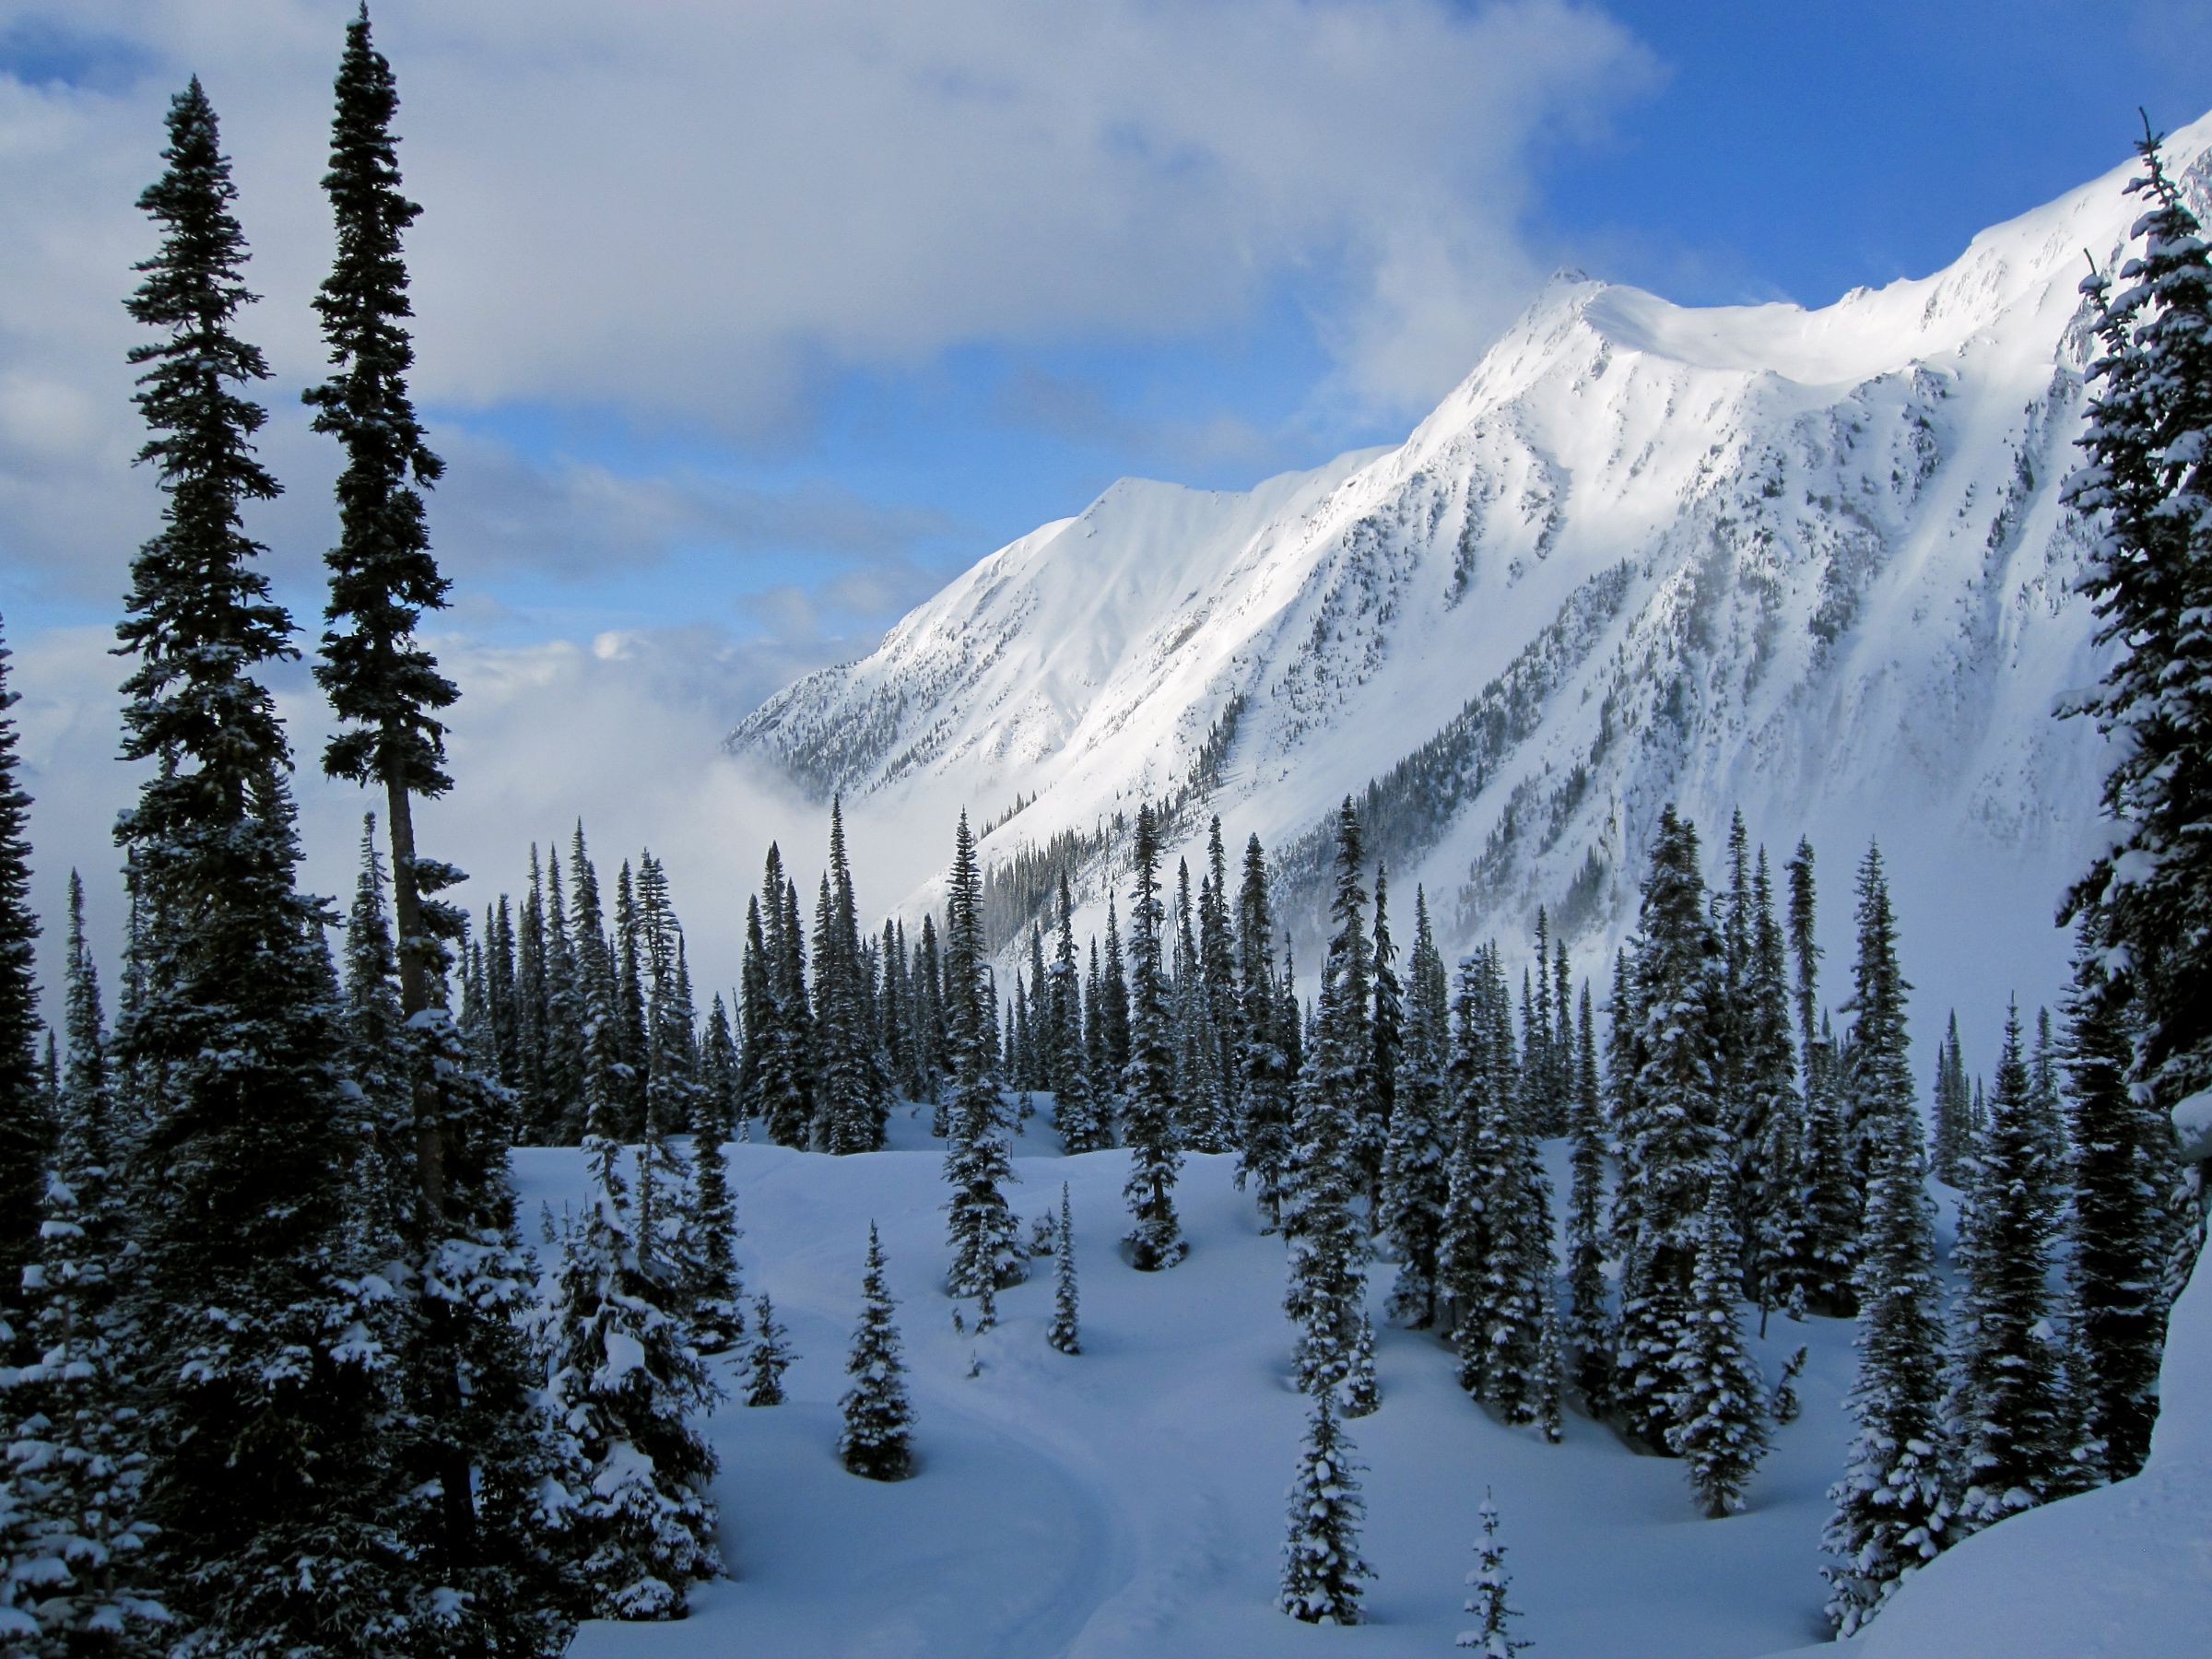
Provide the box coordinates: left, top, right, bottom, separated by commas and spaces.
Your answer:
729, 112, 2212, 1011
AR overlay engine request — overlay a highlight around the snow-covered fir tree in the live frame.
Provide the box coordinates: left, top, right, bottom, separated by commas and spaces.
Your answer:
1119, 803, 1187, 1269
1378, 887, 1452, 1327
1948, 1003, 2075, 1534
1610, 806, 1724, 1449
1049, 874, 1109, 1153
1823, 1089, 1950, 1635
546, 1125, 721, 1620
1667, 1177, 1771, 1516
1284, 801, 1375, 1408
745, 1294, 793, 1407
2062, 914, 2181, 1482
1049, 1184, 1081, 1356
2, 871, 167, 1653
687, 1072, 745, 1355
1456, 1493, 1528, 1655
1359, 865, 1401, 1205
115, 79, 414, 1653
1277, 1390, 1372, 1626
1787, 842, 1856, 1314
2062, 128, 2212, 1274
1930, 1012, 1973, 1186
1236, 833, 1296, 1229
942, 812, 1023, 1303
1742, 848, 1807, 1323
1840, 844, 1915, 1229
1564, 980, 1613, 1411
840, 1224, 914, 1480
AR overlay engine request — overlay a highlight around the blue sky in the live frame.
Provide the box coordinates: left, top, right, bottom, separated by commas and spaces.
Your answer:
6, 0, 2210, 674
2, 0, 2209, 981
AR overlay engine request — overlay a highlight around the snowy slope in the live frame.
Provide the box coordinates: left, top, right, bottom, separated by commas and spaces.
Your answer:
537, 1111, 1869, 1658
1771, 1206, 2212, 1659
731, 115, 2212, 1020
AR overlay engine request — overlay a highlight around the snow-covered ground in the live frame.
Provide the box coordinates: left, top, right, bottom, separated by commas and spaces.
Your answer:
529, 1104, 1888, 1658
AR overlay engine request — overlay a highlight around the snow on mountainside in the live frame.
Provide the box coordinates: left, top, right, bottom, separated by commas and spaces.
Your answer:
732, 115, 2212, 1009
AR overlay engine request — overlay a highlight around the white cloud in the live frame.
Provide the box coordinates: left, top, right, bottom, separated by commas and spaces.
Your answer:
14, 617, 950, 1024
1, 0, 1653, 437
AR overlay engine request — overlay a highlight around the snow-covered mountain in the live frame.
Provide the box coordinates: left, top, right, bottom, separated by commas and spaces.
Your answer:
731, 115, 2212, 1010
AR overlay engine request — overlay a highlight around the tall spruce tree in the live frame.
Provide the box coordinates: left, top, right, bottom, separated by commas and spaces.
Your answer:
116, 78, 421, 1651
1564, 981, 1613, 1410
1049, 873, 1108, 1152
1120, 804, 1186, 1269
0, 619, 41, 1349
1049, 1184, 1082, 1356
1949, 1003, 2075, 1534
942, 812, 1021, 1301
1610, 806, 1725, 1448
1667, 1176, 1771, 1516
1285, 803, 1375, 1406
2063, 914, 2180, 1481
1378, 887, 1452, 1326
1236, 833, 1296, 1227
1823, 1099, 1951, 1635
1930, 1013, 1973, 1185
1841, 844, 1916, 1223
2061, 129, 2212, 1243
1742, 848, 1807, 1321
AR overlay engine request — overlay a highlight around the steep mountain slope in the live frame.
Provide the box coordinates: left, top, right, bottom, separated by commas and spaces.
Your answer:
732, 114, 2212, 1011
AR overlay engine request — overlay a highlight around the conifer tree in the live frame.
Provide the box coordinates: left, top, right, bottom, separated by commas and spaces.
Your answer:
942, 813, 1021, 1300
702, 993, 739, 1135
2061, 127, 2212, 1227
305, 51, 561, 1629
1456, 1494, 1528, 1655
1611, 806, 1724, 1448
1100, 896, 1131, 1081
744, 1294, 793, 1407
1050, 875, 1108, 1152
1948, 1003, 2072, 1534
1668, 1177, 1771, 1516
1120, 804, 1186, 1269
1236, 834, 1296, 1227
1564, 980, 1612, 1410
1049, 1185, 1081, 1356
116, 79, 414, 1652
1285, 804, 1373, 1397
1378, 888, 1452, 1325
1442, 947, 1554, 1427
840, 1224, 914, 1480
1930, 1013, 1973, 1185
1741, 848, 1806, 1320
1199, 817, 1242, 1153
546, 1131, 720, 1620
3, 871, 167, 1652
815, 799, 886, 1153
753, 845, 812, 1147
2064, 916, 2179, 1481
1360, 865, 1401, 1203
1277, 1390, 1371, 1626
1823, 1102, 1950, 1635
1841, 844, 1915, 1215
688, 1086, 745, 1355
0, 619, 41, 1348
